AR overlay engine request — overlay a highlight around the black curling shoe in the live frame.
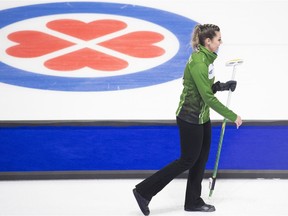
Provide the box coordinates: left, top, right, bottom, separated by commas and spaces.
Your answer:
185, 204, 216, 212
133, 188, 150, 216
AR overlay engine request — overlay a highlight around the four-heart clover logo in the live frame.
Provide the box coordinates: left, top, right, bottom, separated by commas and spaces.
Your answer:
6, 19, 165, 72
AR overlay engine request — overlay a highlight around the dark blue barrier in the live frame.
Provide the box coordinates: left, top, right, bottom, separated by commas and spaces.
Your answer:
1, 124, 287, 172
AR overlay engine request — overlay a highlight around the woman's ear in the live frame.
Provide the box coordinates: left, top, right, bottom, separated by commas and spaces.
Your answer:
205, 38, 211, 45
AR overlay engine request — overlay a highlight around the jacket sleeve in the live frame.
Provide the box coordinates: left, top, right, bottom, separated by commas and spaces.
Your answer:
190, 63, 237, 122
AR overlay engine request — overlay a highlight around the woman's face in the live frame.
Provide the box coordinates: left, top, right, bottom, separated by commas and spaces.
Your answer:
205, 31, 222, 53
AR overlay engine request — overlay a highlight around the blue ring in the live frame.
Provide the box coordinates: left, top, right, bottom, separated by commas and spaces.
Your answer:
0, 2, 197, 91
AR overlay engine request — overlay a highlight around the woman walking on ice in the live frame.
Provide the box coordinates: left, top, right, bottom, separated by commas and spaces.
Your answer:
133, 24, 242, 215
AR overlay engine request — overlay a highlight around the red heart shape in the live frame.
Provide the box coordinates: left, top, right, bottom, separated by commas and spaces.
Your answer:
46, 19, 127, 41
99, 31, 165, 58
44, 48, 128, 71
6, 31, 74, 58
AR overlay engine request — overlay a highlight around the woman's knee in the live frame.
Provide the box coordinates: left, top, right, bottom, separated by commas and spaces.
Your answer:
178, 158, 196, 169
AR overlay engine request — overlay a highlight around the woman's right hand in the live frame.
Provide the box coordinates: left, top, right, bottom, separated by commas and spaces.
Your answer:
235, 115, 242, 129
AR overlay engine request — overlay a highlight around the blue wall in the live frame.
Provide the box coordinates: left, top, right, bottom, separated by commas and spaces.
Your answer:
1, 124, 287, 172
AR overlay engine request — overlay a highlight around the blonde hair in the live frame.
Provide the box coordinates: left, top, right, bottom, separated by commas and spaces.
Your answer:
191, 24, 220, 51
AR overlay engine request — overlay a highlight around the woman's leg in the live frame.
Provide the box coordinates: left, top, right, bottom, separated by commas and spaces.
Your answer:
184, 120, 212, 208
135, 118, 204, 201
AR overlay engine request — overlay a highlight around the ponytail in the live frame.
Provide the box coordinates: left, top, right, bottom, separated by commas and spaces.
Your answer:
191, 25, 201, 51
191, 24, 220, 51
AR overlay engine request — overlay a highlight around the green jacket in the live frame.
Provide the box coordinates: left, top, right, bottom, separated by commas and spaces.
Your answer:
176, 45, 237, 124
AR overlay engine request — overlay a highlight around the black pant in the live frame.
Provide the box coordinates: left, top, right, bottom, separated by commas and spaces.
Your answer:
136, 117, 212, 208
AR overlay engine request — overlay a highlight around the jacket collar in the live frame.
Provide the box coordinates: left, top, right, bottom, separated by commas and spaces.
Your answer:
198, 45, 217, 63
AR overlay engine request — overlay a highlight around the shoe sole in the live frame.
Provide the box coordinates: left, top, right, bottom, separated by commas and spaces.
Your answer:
185, 205, 216, 212
133, 189, 150, 216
